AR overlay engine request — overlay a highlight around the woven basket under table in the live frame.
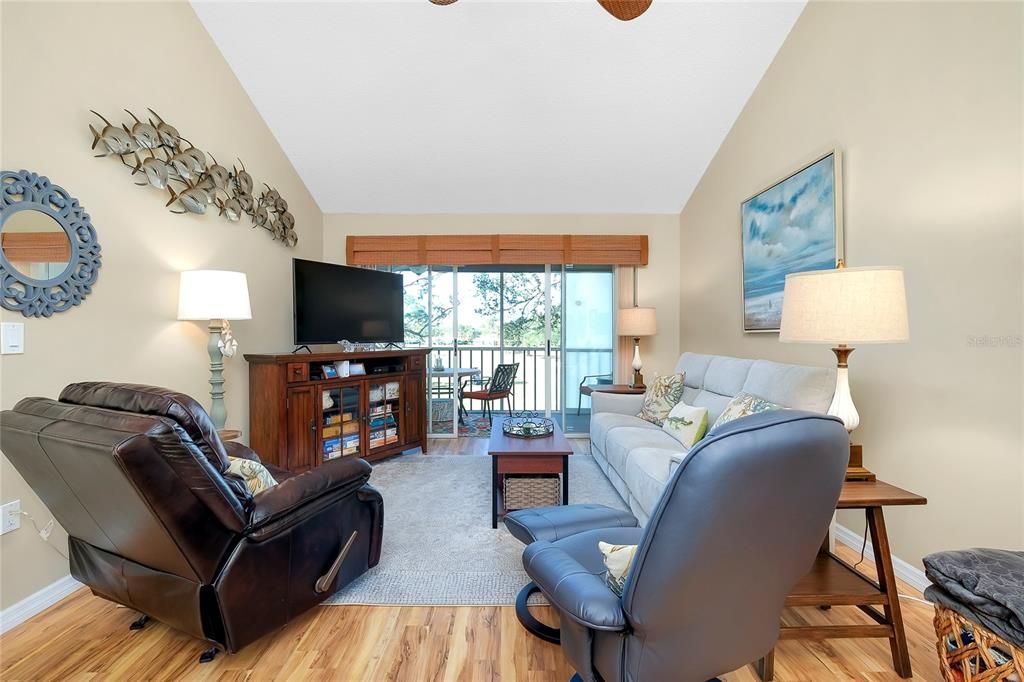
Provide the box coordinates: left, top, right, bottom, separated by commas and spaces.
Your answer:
504, 474, 560, 511
934, 604, 1024, 681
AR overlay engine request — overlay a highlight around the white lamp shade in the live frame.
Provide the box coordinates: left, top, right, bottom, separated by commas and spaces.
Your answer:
617, 307, 657, 337
177, 270, 252, 321
780, 266, 909, 345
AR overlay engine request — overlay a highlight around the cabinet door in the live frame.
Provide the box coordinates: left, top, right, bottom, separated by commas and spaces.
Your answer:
404, 373, 424, 446
321, 383, 363, 461
286, 386, 317, 472
367, 379, 401, 452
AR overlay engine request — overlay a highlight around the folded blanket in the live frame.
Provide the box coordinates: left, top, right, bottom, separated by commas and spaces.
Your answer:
924, 548, 1024, 649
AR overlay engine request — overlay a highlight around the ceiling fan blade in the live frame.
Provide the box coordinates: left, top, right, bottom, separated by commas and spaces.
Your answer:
597, 0, 653, 21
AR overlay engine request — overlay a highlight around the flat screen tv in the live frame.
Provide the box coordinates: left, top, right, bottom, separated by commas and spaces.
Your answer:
293, 259, 404, 345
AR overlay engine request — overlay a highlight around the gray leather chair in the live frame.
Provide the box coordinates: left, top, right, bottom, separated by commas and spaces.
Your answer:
520, 410, 849, 682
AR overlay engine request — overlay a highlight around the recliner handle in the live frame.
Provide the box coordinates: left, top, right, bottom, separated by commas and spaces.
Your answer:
315, 531, 358, 594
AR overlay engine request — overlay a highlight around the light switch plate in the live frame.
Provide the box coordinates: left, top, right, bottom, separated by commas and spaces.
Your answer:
1, 323, 24, 354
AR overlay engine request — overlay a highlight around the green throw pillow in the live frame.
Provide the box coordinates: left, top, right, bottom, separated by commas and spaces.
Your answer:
662, 402, 709, 449
636, 373, 685, 426
710, 392, 784, 432
226, 456, 278, 495
599, 541, 638, 596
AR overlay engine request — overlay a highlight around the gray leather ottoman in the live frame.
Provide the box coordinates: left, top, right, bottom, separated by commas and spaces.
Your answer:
504, 504, 639, 644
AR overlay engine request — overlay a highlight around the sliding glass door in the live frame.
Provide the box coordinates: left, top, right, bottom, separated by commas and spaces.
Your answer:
385, 263, 614, 437
559, 266, 615, 434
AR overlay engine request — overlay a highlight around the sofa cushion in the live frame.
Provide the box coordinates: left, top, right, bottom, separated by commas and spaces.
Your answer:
689, 391, 734, 425
637, 373, 685, 426
591, 412, 659, 455
742, 360, 836, 413
710, 392, 784, 433
621, 447, 676, 519
226, 456, 278, 495
599, 541, 639, 596
661, 402, 709, 449
604, 427, 681, 476
703, 357, 756, 397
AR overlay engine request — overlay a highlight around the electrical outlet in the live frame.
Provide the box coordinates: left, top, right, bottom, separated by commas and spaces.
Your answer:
1, 500, 21, 535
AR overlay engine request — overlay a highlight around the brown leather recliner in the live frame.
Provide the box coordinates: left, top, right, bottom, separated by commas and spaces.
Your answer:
0, 382, 383, 660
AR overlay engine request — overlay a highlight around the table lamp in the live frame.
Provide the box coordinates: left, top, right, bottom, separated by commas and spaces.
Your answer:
617, 306, 657, 390
779, 263, 909, 480
177, 270, 252, 430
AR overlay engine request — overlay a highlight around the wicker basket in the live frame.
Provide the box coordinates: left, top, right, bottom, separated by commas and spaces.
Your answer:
504, 475, 560, 511
934, 604, 1024, 681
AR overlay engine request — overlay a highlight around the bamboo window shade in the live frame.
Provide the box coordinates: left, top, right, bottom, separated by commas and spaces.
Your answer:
0, 232, 71, 263
346, 234, 648, 267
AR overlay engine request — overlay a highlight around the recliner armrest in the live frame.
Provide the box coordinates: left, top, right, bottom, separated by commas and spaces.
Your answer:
247, 457, 372, 531
591, 391, 646, 417
224, 441, 261, 462
523, 541, 628, 631
669, 450, 688, 475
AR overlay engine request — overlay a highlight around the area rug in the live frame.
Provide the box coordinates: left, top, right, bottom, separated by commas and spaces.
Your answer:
430, 415, 492, 437
324, 453, 628, 606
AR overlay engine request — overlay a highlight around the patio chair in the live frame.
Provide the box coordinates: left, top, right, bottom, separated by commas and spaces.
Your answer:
577, 373, 613, 415
459, 362, 519, 425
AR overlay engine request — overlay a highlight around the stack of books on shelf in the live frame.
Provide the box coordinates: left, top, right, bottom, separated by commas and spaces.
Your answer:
323, 437, 342, 460
342, 433, 359, 456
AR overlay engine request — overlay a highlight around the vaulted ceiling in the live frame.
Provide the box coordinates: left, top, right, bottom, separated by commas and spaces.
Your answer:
193, 1, 805, 214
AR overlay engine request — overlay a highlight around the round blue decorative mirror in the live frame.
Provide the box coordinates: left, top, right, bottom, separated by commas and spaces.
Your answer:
0, 170, 102, 317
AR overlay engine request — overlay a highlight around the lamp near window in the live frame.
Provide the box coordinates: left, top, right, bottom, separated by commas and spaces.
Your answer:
177, 270, 252, 430
617, 306, 657, 390
779, 263, 909, 480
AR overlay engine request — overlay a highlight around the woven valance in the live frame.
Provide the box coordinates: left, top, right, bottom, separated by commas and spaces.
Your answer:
346, 234, 648, 266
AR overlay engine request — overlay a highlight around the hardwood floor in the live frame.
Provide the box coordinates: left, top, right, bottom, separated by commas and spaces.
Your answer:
1, 437, 942, 681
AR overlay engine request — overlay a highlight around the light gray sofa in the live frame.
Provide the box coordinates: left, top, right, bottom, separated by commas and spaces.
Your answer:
590, 352, 837, 523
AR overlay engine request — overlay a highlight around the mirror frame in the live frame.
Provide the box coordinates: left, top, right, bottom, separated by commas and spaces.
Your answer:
0, 170, 102, 317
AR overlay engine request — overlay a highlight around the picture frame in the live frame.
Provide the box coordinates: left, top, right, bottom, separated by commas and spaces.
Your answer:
349, 362, 366, 376
740, 149, 844, 333
322, 364, 339, 379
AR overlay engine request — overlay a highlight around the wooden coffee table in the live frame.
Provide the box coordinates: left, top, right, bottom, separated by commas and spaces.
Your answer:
488, 417, 573, 529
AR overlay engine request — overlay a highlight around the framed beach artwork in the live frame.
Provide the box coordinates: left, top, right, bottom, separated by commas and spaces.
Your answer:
740, 150, 844, 332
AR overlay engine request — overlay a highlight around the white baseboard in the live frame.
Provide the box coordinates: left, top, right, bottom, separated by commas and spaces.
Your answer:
0, 575, 82, 635
834, 523, 930, 593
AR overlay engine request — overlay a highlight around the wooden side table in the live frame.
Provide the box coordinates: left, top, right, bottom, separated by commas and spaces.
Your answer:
217, 429, 241, 442
757, 479, 927, 680
578, 383, 645, 415
579, 383, 646, 397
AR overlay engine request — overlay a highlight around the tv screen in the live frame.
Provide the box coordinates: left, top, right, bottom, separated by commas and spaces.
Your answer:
293, 259, 404, 345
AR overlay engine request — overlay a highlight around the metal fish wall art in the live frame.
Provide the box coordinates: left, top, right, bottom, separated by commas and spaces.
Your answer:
89, 109, 297, 247
123, 110, 160, 150
89, 110, 133, 157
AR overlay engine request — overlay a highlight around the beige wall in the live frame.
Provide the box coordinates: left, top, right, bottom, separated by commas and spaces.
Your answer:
0, 2, 323, 609
678, 1, 1023, 566
323, 214, 682, 380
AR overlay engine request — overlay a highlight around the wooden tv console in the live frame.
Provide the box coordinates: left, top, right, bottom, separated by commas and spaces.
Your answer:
244, 348, 431, 472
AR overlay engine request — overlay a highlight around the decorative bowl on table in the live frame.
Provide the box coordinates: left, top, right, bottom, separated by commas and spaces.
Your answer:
502, 413, 555, 438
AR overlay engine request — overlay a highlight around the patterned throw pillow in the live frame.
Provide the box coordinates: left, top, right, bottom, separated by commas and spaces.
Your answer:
636, 373, 685, 426
661, 402, 709, 449
599, 541, 638, 596
710, 392, 784, 432
226, 456, 278, 495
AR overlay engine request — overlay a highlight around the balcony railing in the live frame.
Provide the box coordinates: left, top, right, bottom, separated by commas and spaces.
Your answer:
426, 345, 613, 415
